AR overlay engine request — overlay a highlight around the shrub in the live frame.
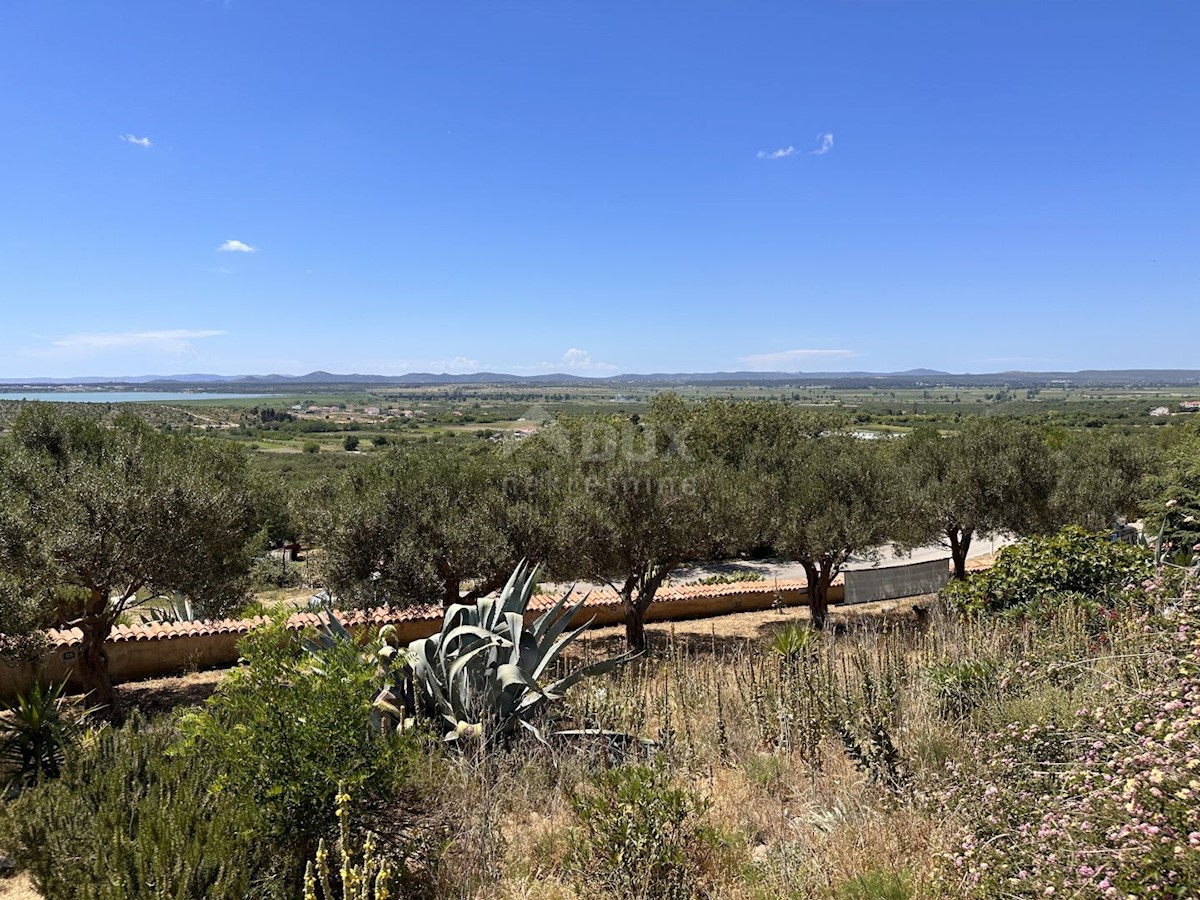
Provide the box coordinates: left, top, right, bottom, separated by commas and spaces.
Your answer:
342, 435, 359, 452
941, 526, 1153, 614
936, 582, 1200, 896
303, 441, 320, 454
1, 715, 278, 900
569, 757, 717, 900
176, 617, 429, 866
0, 678, 96, 792
926, 658, 997, 720
250, 555, 303, 591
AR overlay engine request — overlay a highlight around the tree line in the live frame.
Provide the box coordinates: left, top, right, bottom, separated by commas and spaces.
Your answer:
2, 398, 1192, 705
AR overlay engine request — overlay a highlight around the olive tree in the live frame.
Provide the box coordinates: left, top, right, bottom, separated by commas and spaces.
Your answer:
899, 418, 1055, 579
542, 414, 742, 652
0, 404, 262, 706
1050, 431, 1156, 531
771, 434, 905, 629
304, 446, 560, 608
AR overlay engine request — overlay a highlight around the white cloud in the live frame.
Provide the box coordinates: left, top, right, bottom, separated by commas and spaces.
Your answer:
31, 329, 226, 359
738, 349, 857, 371
217, 239, 258, 253
559, 348, 617, 371
119, 134, 152, 148
757, 146, 797, 160
811, 133, 834, 155
561, 348, 592, 368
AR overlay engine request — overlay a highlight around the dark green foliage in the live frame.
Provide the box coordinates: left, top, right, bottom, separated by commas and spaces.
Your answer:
175, 618, 427, 863
926, 658, 998, 720
249, 555, 303, 591
304, 448, 552, 608
771, 434, 906, 629
0, 679, 94, 791
0, 715, 278, 900
342, 434, 360, 452
835, 671, 907, 793
569, 758, 717, 900
940, 526, 1153, 614
0, 403, 263, 704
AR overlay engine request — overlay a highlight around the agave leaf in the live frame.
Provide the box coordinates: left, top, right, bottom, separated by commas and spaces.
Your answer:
442, 624, 501, 650
543, 651, 641, 699
530, 583, 584, 642
530, 618, 594, 681
516, 716, 551, 748
499, 560, 528, 605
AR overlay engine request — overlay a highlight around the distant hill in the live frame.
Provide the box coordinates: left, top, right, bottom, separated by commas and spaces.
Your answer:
3, 368, 1200, 389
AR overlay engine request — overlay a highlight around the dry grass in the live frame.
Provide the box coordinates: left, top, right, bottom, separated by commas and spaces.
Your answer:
6, 589, 1156, 899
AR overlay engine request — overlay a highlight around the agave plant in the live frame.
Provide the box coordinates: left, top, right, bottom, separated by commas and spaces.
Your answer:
384, 562, 636, 744
136, 595, 200, 626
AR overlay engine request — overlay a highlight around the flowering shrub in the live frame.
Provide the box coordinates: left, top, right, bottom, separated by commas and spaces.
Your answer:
937, 576, 1200, 897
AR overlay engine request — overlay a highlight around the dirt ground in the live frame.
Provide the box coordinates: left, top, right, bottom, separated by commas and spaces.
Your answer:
0, 873, 38, 900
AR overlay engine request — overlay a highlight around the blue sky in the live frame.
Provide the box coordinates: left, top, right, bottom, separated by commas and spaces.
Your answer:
1, 1, 1197, 378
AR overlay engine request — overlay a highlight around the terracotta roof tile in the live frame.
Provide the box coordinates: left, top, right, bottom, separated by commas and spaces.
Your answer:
35, 573, 896, 651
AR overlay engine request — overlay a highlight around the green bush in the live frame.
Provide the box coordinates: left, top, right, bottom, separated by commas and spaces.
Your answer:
940, 527, 1152, 614
926, 658, 997, 720
569, 757, 717, 900
303, 441, 320, 454
250, 555, 303, 591
1, 715, 278, 900
176, 618, 429, 865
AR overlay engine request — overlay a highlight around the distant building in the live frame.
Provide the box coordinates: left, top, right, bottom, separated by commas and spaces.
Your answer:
364, 406, 381, 416
1181, 401, 1200, 412
1150, 406, 1171, 417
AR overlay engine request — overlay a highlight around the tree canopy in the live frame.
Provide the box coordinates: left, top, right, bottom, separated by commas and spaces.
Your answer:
899, 418, 1055, 578
770, 434, 906, 628
0, 404, 263, 704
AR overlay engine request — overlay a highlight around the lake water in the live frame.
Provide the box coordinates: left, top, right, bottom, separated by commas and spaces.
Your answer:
0, 391, 276, 403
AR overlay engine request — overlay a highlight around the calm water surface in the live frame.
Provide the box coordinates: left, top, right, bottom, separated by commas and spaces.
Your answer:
0, 391, 276, 403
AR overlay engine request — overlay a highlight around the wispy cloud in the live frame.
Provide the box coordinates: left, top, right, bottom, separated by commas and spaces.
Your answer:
811, 133, 834, 155
738, 349, 857, 371
217, 239, 258, 253
27, 329, 226, 360
119, 134, 153, 148
757, 146, 797, 160
557, 348, 617, 371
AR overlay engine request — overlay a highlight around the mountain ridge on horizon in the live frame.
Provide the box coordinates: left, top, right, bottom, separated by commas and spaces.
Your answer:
3, 368, 1200, 388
